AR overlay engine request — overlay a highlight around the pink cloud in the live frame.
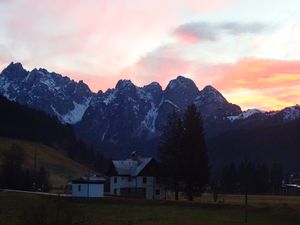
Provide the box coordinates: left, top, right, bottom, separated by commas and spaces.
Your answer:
119, 51, 300, 110
212, 58, 300, 110
1, 0, 230, 77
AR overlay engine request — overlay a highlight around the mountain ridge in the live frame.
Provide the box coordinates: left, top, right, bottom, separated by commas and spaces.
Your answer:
1, 62, 300, 160
1, 62, 298, 115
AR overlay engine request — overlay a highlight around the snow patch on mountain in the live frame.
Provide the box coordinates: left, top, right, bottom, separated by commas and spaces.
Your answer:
164, 99, 179, 108
1, 80, 11, 99
63, 98, 92, 124
40, 76, 58, 91
141, 103, 159, 132
51, 97, 91, 124
136, 88, 152, 102
103, 91, 116, 105
282, 105, 300, 121
227, 109, 264, 121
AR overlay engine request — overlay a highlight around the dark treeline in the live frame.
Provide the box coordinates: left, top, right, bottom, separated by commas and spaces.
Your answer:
208, 117, 300, 174
212, 161, 284, 195
0, 144, 49, 191
0, 95, 109, 173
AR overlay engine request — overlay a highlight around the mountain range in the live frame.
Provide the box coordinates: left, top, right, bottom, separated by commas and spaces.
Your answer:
0, 62, 299, 171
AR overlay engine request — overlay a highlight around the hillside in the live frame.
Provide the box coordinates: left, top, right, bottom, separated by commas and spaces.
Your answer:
0, 137, 89, 186
0, 94, 109, 172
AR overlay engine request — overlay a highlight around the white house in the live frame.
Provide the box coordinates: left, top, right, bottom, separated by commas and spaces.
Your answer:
109, 152, 166, 200
72, 174, 105, 198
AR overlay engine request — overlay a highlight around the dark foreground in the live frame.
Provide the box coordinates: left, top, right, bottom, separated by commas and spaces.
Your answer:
0, 191, 299, 225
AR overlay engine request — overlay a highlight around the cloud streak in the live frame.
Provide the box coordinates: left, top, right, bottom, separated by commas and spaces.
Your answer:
122, 47, 300, 110
174, 22, 268, 43
213, 58, 300, 110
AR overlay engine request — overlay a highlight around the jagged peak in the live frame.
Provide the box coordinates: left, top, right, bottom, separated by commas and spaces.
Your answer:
31, 68, 47, 75
197, 85, 227, 103
142, 82, 162, 91
2, 62, 26, 74
280, 104, 300, 121
8, 62, 24, 69
202, 85, 219, 92
166, 75, 198, 91
116, 79, 135, 90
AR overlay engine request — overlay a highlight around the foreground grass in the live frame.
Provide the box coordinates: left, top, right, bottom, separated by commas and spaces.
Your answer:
0, 192, 299, 225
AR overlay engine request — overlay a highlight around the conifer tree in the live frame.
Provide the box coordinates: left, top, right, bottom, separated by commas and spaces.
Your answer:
181, 104, 209, 200
159, 105, 209, 201
159, 111, 183, 200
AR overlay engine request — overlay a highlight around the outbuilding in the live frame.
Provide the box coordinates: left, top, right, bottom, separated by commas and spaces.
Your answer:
72, 174, 105, 198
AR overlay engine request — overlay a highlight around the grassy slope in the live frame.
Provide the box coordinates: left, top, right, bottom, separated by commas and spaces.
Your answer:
0, 137, 89, 186
0, 192, 299, 225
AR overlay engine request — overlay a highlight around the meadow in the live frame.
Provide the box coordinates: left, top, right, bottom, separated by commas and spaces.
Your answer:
0, 191, 299, 225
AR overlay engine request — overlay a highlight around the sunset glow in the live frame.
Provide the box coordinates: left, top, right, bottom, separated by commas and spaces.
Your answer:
0, 0, 299, 110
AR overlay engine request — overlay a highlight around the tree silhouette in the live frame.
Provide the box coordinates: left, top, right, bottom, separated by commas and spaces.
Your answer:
159, 104, 209, 201
1, 144, 25, 189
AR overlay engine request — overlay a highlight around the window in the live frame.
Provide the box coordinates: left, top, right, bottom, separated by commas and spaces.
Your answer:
128, 176, 131, 182
78, 185, 81, 192
156, 177, 160, 184
114, 189, 117, 195
114, 177, 117, 183
156, 189, 160, 195
143, 177, 147, 184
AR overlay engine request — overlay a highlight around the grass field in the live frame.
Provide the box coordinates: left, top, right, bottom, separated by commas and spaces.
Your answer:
0, 137, 89, 186
0, 191, 299, 225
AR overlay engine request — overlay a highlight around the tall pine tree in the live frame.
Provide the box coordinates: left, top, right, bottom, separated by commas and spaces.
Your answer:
159, 105, 209, 201
159, 111, 184, 200
181, 104, 209, 200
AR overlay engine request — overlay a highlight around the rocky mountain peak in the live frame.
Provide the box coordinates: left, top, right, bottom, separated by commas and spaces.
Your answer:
164, 75, 199, 108
199, 85, 227, 103
1, 62, 27, 79
166, 75, 198, 91
142, 82, 163, 100
116, 79, 135, 90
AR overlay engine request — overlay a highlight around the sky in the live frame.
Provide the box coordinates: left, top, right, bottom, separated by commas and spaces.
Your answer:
0, 0, 299, 110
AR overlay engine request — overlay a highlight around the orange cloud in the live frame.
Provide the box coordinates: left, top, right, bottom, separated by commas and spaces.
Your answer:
213, 58, 300, 110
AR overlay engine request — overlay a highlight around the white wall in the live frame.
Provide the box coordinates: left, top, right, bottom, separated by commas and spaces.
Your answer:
72, 183, 104, 198
110, 176, 166, 200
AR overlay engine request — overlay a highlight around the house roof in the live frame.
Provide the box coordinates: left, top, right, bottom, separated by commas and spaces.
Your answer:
112, 157, 153, 176
72, 174, 106, 184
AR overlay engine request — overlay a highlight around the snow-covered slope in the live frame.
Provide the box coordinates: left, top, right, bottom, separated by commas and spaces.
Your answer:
281, 105, 300, 121
226, 106, 300, 123
0, 62, 93, 124
227, 109, 265, 121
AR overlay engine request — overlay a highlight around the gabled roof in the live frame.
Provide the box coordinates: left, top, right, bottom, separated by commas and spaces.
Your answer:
112, 157, 153, 176
72, 174, 106, 184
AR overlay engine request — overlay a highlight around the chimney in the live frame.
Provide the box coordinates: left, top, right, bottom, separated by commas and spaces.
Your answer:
131, 151, 140, 161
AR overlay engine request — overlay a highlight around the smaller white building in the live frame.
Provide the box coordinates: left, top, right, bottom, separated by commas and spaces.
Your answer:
72, 175, 105, 198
